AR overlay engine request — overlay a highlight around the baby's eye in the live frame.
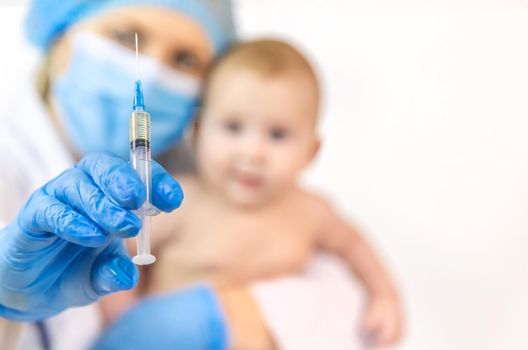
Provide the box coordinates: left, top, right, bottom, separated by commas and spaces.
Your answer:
224, 121, 242, 134
269, 128, 288, 141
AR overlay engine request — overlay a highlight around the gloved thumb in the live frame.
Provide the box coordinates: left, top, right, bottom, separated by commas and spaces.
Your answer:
92, 253, 139, 295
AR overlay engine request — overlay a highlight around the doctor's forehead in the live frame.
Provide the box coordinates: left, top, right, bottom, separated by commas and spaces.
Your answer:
67, 6, 214, 72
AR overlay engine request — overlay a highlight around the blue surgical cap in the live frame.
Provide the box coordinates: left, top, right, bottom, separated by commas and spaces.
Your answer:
25, 0, 236, 53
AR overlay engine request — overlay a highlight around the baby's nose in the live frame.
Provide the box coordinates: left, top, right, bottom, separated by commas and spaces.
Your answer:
240, 136, 267, 163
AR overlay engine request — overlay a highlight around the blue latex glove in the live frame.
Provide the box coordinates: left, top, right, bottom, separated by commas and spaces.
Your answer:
0, 152, 183, 321
92, 284, 229, 350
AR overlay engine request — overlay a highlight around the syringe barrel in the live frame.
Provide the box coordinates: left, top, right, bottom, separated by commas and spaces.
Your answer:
130, 110, 157, 265
130, 147, 152, 199
136, 211, 152, 255
130, 110, 151, 152
130, 110, 152, 205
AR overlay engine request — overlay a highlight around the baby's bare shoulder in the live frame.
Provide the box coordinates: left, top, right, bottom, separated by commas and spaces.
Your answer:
293, 187, 335, 215
289, 188, 340, 229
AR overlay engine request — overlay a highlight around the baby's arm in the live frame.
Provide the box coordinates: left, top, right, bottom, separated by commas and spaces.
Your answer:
317, 201, 403, 347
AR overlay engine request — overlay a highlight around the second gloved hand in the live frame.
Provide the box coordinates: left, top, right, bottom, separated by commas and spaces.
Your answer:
92, 284, 229, 350
0, 152, 183, 321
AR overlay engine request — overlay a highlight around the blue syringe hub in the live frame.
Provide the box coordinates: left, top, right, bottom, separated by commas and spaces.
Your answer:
133, 80, 145, 111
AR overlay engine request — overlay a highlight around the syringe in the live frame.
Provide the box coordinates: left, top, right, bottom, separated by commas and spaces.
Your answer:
130, 33, 158, 265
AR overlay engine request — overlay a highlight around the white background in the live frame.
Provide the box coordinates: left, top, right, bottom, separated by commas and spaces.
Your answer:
1, 1, 528, 349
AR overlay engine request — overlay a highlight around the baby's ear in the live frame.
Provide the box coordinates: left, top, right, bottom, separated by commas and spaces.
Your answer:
308, 136, 321, 163
191, 107, 202, 140
193, 104, 202, 122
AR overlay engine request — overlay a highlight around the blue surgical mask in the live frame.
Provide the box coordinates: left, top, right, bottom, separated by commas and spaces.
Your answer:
52, 31, 201, 159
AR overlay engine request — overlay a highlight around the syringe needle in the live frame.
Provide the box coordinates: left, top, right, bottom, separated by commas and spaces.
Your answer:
135, 32, 139, 80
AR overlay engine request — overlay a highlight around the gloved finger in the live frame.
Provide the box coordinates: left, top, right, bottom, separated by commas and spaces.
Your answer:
151, 161, 184, 212
44, 167, 141, 238
18, 190, 107, 247
0, 304, 39, 322
77, 151, 146, 210
91, 240, 138, 295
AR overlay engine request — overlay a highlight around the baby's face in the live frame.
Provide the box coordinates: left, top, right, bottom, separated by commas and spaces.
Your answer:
196, 69, 319, 206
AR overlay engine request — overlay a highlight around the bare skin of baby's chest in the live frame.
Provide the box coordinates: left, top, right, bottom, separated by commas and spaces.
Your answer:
148, 191, 321, 294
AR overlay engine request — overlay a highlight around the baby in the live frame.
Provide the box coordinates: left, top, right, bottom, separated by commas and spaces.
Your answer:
103, 39, 403, 348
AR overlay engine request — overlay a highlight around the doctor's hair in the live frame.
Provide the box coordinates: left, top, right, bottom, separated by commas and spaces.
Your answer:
202, 38, 320, 108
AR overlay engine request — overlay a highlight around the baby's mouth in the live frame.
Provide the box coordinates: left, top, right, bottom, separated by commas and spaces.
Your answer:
234, 172, 264, 188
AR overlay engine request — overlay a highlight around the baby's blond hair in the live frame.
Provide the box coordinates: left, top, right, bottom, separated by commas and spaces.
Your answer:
204, 39, 320, 114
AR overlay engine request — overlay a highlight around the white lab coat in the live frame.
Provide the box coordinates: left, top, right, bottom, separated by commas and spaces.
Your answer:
0, 73, 364, 350
0, 75, 74, 226
0, 72, 104, 350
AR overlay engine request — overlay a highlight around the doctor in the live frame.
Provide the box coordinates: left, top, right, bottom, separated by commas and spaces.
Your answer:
0, 0, 240, 348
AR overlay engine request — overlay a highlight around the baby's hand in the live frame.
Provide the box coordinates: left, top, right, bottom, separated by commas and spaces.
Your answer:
361, 294, 404, 348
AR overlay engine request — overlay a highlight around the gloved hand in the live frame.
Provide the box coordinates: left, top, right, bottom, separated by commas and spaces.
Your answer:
92, 284, 229, 350
0, 152, 183, 321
